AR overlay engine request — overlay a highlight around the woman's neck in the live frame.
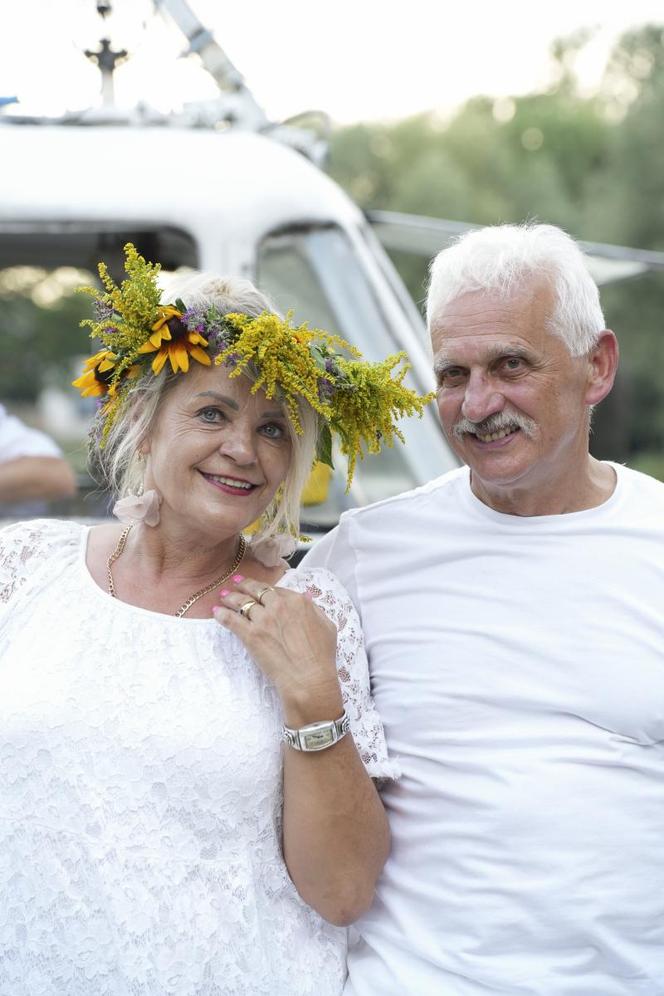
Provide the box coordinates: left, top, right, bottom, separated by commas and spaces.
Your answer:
122, 519, 243, 586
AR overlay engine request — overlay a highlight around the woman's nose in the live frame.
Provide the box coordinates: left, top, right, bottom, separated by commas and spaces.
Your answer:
218, 425, 257, 464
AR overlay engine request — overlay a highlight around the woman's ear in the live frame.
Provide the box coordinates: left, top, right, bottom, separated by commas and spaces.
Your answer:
584, 330, 619, 407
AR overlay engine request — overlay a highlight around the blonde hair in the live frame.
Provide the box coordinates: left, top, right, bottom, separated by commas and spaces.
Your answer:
90, 273, 319, 554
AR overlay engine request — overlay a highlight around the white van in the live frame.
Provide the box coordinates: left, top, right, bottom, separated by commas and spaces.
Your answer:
0, 120, 457, 530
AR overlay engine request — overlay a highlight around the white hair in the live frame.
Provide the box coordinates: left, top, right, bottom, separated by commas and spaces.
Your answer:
91, 272, 319, 556
426, 223, 606, 356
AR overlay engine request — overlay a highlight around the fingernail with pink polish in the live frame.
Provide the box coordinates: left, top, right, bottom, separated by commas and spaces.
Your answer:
232, 574, 244, 583
219, 588, 230, 598
304, 591, 314, 600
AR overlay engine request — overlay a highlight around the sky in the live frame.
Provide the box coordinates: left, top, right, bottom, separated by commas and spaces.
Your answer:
1, 0, 663, 125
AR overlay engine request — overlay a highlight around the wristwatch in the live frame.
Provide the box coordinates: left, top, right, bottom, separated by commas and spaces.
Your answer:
282, 710, 351, 752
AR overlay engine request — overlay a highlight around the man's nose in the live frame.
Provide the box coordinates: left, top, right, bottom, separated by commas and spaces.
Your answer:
461, 370, 504, 423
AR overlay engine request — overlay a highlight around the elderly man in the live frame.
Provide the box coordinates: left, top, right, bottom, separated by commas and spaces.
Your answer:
0, 403, 76, 506
302, 223, 664, 995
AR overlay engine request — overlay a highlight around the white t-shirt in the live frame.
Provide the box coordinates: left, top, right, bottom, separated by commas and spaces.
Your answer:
0, 403, 62, 461
302, 463, 664, 996
0, 519, 398, 996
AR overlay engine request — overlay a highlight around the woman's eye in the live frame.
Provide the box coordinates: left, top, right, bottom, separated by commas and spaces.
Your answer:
504, 357, 524, 372
198, 407, 224, 423
260, 422, 285, 440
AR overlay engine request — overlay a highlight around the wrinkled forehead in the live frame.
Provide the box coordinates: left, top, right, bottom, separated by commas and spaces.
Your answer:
165, 361, 287, 415
429, 281, 557, 350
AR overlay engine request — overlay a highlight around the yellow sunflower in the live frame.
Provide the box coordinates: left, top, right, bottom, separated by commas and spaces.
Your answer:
137, 306, 212, 374
72, 349, 117, 398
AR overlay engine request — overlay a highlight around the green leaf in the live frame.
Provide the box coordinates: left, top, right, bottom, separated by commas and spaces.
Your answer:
316, 424, 334, 469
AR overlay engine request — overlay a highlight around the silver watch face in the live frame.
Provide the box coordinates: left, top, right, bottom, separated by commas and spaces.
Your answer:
302, 726, 336, 751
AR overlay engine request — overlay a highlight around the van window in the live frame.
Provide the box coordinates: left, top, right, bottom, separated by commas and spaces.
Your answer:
0, 224, 198, 274
257, 226, 395, 361
257, 225, 442, 527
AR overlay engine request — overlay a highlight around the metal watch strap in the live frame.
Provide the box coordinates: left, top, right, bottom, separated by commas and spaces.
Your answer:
282, 710, 351, 752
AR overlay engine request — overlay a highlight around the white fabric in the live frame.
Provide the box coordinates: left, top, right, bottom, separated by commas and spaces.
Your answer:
0, 403, 62, 461
0, 519, 397, 996
302, 462, 664, 996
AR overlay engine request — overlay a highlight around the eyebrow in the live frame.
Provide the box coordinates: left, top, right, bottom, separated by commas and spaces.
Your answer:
194, 391, 285, 419
434, 344, 533, 375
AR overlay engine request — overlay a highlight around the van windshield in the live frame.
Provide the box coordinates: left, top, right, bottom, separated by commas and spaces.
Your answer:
257, 225, 447, 527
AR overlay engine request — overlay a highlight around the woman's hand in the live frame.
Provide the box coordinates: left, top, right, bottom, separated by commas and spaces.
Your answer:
213, 578, 344, 724
215, 574, 390, 926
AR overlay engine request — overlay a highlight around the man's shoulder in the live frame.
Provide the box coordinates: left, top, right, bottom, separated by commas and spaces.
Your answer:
300, 467, 468, 577
615, 463, 664, 507
340, 465, 468, 527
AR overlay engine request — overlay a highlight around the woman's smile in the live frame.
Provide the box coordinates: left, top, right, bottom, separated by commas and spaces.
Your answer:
198, 470, 261, 496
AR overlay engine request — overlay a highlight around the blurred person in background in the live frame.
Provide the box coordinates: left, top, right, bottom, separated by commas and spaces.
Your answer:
0, 401, 76, 507
0, 244, 434, 996
304, 223, 664, 996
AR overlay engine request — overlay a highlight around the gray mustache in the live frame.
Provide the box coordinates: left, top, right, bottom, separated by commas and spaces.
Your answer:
452, 411, 537, 440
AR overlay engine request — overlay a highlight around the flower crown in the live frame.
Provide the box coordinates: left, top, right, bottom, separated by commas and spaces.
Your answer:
73, 243, 434, 488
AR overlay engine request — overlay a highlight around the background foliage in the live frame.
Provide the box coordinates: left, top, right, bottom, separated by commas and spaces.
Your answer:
0, 269, 90, 403
326, 24, 664, 476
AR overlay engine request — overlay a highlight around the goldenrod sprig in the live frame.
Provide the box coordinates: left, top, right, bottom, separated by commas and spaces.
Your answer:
330, 354, 435, 487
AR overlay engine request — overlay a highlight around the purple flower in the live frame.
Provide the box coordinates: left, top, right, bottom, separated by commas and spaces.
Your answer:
182, 306, 207, 331
317, 377, 335, 401
224, 352, 241, 370
206, 330, 233, 358
94, 300, 114, 322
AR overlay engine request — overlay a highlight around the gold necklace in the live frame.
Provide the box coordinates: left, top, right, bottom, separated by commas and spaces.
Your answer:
107, 525, 247, 618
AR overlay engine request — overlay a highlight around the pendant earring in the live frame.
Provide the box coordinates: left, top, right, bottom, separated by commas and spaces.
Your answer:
112, 488, 162, 526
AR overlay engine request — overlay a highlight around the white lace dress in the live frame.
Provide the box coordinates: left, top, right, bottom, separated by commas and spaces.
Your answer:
0, 519, 397, 996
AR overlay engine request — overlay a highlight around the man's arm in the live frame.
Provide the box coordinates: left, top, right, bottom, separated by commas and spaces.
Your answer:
0, 456, 77, 503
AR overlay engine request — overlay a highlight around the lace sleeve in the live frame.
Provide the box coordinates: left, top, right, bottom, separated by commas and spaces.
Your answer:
288, 567, 400, 779
0, 518, 80, 606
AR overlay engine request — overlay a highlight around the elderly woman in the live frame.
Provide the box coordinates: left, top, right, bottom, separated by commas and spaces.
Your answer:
0, 246, 429, 996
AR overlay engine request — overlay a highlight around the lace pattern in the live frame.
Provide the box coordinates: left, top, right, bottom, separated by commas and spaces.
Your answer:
0, 518, 79, 606
0, 519, 396, 995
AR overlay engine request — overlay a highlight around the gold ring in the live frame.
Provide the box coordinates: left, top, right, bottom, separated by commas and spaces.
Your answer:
256, 586, 274, 606
239, 599, 257, 620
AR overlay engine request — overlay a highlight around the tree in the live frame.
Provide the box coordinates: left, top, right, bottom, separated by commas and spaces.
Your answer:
326, 25, 664, 473
0, 269, 91, 402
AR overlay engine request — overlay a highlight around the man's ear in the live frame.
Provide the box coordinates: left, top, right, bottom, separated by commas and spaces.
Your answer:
584, 331, 619, 407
